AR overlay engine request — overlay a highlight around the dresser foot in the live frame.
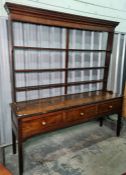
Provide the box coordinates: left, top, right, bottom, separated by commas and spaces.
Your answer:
99, 117, 104, 127
116, 114, 122, 137
18, 139, 23, 175
12, 130, 16, 154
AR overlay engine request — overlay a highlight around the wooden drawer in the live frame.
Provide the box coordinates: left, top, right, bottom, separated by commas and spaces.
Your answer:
21, 99, 122, 140
65, 105, 97, 122
98, 99, 122, 114
21, 112, 64, 139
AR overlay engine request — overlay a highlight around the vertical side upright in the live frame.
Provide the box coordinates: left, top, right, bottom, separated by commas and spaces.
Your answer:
89, 31, 94, 91
8, 18, 16, 102
103, 31, 114, 91
97, 32, 102, 90
64, 29, 69, 94
8, 16, 18, 171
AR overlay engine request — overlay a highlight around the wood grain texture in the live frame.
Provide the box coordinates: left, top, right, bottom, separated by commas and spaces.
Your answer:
20, 96, 122, 140
11, 91, 122, 117
98, 100, 122, 113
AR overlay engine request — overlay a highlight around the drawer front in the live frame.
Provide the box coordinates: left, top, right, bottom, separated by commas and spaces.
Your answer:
21, 99, 122, 140
65, 105, 97, 122
21, 112, 64, 139
98, 99, 122, 114
21, 105, 98, 139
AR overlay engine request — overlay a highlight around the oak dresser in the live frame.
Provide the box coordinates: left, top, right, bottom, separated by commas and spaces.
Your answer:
5, 3, 122, 175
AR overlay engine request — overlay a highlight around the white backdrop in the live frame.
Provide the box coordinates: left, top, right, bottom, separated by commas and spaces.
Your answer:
0, 18, 12, 145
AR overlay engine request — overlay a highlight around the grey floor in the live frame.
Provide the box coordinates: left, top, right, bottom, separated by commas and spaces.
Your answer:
1, 116, 126, 175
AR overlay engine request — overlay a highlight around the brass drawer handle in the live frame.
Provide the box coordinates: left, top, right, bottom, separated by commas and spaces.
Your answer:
41, 121, 46, 125
80, 112, 84, 116
109, 105, 113, 109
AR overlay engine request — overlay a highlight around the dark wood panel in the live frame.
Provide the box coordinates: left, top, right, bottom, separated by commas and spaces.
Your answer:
98, 99, 122, 113
65, 105, 97, 122
21, 112, 64, 139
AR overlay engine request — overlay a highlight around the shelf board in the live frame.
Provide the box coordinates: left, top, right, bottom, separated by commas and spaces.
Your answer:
15, 67, 107, 73
15, 79, 104, 92
13, 46, 111, 52
14, 46, 66, 51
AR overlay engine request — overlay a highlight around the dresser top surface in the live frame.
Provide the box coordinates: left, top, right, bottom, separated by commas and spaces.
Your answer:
11, 91, 122, 117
